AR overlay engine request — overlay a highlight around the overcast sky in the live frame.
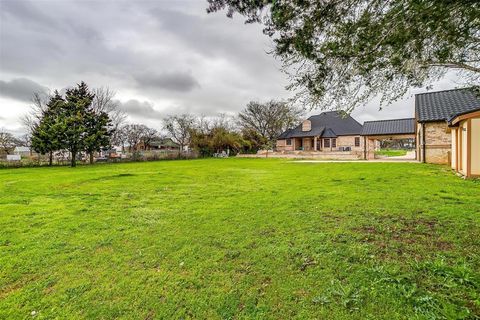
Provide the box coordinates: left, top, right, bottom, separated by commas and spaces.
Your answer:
0, 0, 464, 135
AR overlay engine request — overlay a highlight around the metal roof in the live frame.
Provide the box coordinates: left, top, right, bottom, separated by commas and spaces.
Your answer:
278, 111, 363, 139
415, 87, 480, 122
361, 118, 416, 136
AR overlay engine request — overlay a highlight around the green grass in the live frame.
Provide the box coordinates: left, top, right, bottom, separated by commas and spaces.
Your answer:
1, 159, 479, 319
375, 149, 408, 157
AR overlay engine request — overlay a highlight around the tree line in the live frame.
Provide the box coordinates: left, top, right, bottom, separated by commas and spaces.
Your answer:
115, 100, 303, 157
8, 81, 302, 167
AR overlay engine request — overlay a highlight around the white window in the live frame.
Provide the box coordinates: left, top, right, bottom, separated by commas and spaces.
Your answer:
355, 137, 360, 147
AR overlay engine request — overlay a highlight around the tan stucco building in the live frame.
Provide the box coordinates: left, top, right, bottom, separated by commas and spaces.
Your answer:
449, 108, 480, 178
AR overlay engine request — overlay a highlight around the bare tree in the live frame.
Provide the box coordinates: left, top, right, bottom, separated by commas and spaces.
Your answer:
238, 100, 303, 143
19, 133, 33, 156
113, 125, 129, 152
123, 124, 146, 152
0, 129, 18, 155
92, 87, 126, 145
196, 114, 212, 135
140, 126, 158, 150
211, 113, 236, 131
22, 92, 50, 136
163, 114, 196, 152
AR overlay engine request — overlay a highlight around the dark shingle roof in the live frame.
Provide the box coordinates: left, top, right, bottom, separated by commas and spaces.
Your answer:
321, 128, 338, 138
415, 88, 480, 122
361, 118, 415, 136
278, 126, 325, 139
278, 111, 362, 139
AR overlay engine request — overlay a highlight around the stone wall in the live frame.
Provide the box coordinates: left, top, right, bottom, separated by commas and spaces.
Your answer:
276, 139, 294, 151
336, 136, 363, 152
417, 121, 451, 164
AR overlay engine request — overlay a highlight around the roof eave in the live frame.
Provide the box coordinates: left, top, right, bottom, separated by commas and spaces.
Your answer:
361, 132, 415, 136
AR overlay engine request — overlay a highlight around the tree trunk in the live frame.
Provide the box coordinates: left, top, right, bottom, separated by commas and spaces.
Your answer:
71, 150, 77, 167
49, 151, 53, 166
89, 152, 94, 164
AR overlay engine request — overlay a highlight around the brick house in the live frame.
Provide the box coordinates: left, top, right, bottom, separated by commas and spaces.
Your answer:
137, 138, 180, 151
276, 111, 364, 152
415, 88, 480, 164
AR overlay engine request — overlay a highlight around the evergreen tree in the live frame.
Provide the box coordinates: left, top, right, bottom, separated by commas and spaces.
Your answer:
84, 109, 112, 164
31, 91, 64, 166
59, 82, 95, 167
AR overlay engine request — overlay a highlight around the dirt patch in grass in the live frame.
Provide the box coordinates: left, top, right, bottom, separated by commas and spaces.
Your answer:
353, 216, 454, 259
0, 275, 39, 299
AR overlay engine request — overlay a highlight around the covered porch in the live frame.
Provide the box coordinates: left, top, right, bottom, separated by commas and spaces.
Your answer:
290, 136, 339, 152
290, 137, 319, 151
363, 134, 416, 160
361, 118, 417, 160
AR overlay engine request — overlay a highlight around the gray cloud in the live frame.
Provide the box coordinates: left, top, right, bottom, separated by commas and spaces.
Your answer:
1, 0, 59, 32
118, 99, 165, 120
0, 78, 49, 102
134, 71, 200, 92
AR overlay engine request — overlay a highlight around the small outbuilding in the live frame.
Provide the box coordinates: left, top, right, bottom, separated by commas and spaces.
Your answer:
415, 88, 480, 164
448, 107, 480, 178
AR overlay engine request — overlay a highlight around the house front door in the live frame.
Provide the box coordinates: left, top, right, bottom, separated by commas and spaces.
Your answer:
296, 138, 303, 150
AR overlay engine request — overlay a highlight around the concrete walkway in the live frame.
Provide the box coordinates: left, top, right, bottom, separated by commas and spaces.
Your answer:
294, 159, 419, 163
295, 151, 418, 163
374, 150, 417, 160
238, 150, 418, 163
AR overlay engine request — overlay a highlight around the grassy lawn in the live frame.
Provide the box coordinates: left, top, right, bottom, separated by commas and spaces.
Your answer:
375, 149, 408, 157
1, 159, 479, 319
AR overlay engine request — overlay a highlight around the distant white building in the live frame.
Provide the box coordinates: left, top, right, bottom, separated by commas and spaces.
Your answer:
14, 147, 31, 157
